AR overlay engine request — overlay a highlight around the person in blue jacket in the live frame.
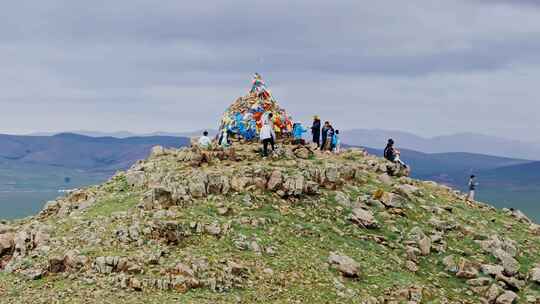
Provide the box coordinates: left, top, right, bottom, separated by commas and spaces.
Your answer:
332, 130, 341, 153
292, 122, 308, 145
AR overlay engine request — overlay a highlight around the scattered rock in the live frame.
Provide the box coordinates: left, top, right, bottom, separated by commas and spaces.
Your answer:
349, 208, 378, 229
495, 290, 518, 304
267, 170, 283, 191
529, 266, 540, 284
417, 236, 432, 256
328, 252, 361, 278
456, 258, 479, 279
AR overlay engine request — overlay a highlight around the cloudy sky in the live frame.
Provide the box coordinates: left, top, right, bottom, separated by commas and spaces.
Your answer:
1, 0, 539, 141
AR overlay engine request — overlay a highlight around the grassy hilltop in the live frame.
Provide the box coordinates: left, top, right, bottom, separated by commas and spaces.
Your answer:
0, 142, 539, 303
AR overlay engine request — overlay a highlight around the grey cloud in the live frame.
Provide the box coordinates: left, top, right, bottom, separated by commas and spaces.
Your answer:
0, 0, 539, 141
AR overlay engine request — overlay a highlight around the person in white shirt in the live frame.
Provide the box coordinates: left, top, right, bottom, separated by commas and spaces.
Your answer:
198, 131, 212, 149
260, 113, 275, 156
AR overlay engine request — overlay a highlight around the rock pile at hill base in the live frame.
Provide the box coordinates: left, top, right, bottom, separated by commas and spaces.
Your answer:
0, 142, 539, 304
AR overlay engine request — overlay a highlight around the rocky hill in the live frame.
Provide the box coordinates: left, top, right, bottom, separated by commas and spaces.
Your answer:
0, 142, 539, 303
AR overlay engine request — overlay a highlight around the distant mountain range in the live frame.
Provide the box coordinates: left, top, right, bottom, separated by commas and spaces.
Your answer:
341, 129, 540, 160
0, 133, 189, 172
1, 132, 538, 221
29, 130, 218, 139
28, 129, 540, 160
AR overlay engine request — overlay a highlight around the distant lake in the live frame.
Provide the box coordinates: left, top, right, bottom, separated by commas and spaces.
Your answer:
0, 190, 63, 219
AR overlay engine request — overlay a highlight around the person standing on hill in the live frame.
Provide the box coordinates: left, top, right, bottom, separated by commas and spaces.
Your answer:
332, 130, 341, 154
324, 124, 335, 151
321, 121, 331, 151
260, 113, 275, 157
466, 175, 478, 201
311, 116, 321, 147
292, 122, 308, 145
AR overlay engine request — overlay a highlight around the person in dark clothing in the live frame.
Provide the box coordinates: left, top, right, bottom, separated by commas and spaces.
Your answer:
383, 139, 396, 161
384, 138, 407, 167
325, 125, 335, 151
311, 116, 321, 147
466, 175, 478, 201
320, 121, 331, 151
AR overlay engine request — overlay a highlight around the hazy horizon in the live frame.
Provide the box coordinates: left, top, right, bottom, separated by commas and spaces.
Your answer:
2, 128, 538, 145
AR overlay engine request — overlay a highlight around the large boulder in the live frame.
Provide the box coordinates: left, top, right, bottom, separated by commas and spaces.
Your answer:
417, 236, 432, 256
282, 175, 304, 196
456, 258, 479, 279
349, 208, 378, 229
207, 173, 227, 194
328, 252, 361, 278
493, 248, 520, 276
230, 176, 250, 192
188, 180, 207, 198
126, 170, 146, 188
266, 170, 283, 191
293, 146, 312, 159
334, 191, 351, 208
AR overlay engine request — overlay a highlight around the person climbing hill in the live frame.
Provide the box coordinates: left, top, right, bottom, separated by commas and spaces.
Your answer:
292, 122, 308, 145
311, 116, 321, 147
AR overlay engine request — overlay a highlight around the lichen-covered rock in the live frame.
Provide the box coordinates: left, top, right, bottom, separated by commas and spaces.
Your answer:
266, 170, 283, 191
328, 252, 361, 278
349, 208, 378, 229
493, 248, 520, 276
495, 291, 518, 304
126, 170, 146, 188
530, 266, 540, 284
456, 258, 479, 279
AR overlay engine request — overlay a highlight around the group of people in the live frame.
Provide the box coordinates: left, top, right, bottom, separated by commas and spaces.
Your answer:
198, 128, 479, 202
258, 114, 342, 157
310, 116, 341, 153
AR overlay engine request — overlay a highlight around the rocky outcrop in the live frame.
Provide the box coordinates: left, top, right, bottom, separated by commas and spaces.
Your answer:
1, 141, 538, 303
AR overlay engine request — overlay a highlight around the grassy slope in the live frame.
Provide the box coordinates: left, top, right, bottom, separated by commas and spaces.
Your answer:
0, 151, 539, 303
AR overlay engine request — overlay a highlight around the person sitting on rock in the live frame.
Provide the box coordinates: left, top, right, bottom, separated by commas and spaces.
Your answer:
384, 138, 408, 168
260, 113, 275, 157
292, 122, 308, 145
198, 131, 212, 149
